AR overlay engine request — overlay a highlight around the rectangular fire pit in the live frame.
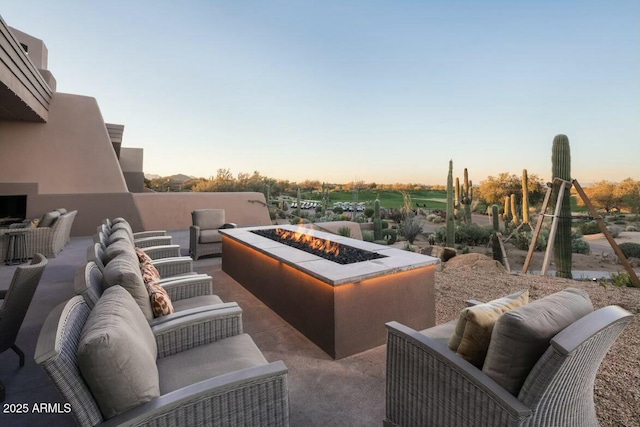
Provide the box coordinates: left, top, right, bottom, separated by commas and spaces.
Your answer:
220, 225, 439, 359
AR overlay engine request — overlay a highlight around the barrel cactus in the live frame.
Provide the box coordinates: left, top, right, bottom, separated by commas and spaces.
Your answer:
552, 134, 572, 279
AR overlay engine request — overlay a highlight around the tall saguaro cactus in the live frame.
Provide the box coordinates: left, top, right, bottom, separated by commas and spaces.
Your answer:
521, 169, 530, 225
552, 134, 572, 279
510, 194, 519, 226
446, 160, 456, 247
502, 196, 511, 233
463, 169, 472, 224
296, 187, 302, 218
373, 198, 382, 241
454, 177, 460, 225
491, 204, 503, 263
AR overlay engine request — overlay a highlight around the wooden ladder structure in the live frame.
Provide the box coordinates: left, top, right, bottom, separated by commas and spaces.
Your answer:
522, 178, 639, 287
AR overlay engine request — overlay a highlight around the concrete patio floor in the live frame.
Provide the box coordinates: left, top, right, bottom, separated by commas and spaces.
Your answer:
0, 230, 386, 426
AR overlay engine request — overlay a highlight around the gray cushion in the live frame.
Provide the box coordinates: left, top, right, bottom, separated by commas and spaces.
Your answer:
172, 295, 224, 311
78, 286, 159, 419
111, 222, 135, 242
420, 319, 457, 347
103, 239, 135, 264
39, 210, 60, 228
199, 229, 223, 244
54, 208, 67, 214
483, 288, 593, 396
192, 209, 225, 230
102, 253, 154, 321
108, 228, 133, 245
157, 333, 267, 394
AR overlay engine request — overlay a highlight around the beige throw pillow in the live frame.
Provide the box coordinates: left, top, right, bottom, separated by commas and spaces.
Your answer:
448, 290, 529, 368
146, 280, 175, 317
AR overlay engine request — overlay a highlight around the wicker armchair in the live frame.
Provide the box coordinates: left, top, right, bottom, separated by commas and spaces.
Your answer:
189, 209, 236, 260
0, 253, 48, 401
0, 210, 77, 258
35, 291, 289, 426
385, 300, 632, 426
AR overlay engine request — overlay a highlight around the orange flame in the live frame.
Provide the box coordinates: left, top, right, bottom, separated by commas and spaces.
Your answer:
276, 228, 340, 257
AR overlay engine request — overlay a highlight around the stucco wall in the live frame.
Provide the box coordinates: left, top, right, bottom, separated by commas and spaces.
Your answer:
0, 92, 129, 194
133, 192, 272, 231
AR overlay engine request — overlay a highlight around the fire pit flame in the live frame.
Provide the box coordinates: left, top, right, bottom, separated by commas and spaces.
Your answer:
276, 228, 340, 257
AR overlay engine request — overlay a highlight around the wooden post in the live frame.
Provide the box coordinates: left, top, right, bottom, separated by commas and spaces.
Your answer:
522, 184, 553, 274
541, 180, 567, 276
573, 180, 640, 287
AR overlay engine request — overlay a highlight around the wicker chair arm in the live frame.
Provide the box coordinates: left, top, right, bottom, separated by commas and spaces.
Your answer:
385, 321, 531, 426
132, 230, 167, 239
141, 244, 182, 259
100, 361, 289, 427
160, 275, 213, 300
152, 257, 193, 278
134, 236, 172, 248
153, 303, 243, 357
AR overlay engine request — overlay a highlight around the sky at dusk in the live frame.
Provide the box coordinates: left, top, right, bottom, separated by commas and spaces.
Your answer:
2, 1, 638, 185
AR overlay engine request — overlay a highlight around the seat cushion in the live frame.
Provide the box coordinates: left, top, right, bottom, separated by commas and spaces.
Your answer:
483, 288, 593, 396
103, 253, 154, 321
157, 333, 267, 394
78, 286, 159, 419
171, 294, 224, 311
39, 210, 60, 228
199, 229, 223, 244
449, 290, 529, 367
192, 209, 225, 230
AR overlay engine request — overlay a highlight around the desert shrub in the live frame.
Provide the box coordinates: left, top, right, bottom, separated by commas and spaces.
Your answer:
431, 216, 443, 224
473, 202, 487, 214
269, 210, 276, 220
315, 206, 323, 214
461, 246, 470, 254
572, 238, 591, 254
362, 230, 374, 242
456, 223, 491, 246
333, 206, 344, 214
619, 242, 640, 259
614, 220, 626, 225
626, 225, 638, 232
434, 226, 446, 244
381, 220, 390, 229
605, 272, 634, 287
364, 208, 374, 219
382, 229, 397, 245
608, 226, 621, 238
427, 233, 436, 245
426, 214, 440, 222
513, 228, 549, 251
277, 211, 288, 219
403, 243, 414, 252
337, 226, 351, 237
400, 214, 423, 244
578, 221, 601, 235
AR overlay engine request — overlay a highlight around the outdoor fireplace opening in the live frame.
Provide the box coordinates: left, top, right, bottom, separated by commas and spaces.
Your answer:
251, 228, 387, 265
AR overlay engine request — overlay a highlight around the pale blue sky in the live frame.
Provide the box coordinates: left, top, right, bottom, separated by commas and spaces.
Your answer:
3, 1, 638, 185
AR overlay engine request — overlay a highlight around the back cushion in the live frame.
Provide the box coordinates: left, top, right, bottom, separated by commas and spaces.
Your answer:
483, 288, 593, 396
102, 253, 154, 321
192, 209, 225, 230
54, 208, 67, 214
78, 286, 159, 419
39, 210, 60, 228
449, 290, 529, 367
108, 228, 133, 246
104, 239, 135, 264
111, 223, 135, 243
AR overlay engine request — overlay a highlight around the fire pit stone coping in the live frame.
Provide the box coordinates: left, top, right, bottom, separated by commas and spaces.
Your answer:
220, 225, 440, 286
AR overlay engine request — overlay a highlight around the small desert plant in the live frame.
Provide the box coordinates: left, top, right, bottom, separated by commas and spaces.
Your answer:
362, 230, 374, 242
364, 207, 374, 219
619, 242, 640, 259
455, 223, 491, 246
625, 225, 638, 232
572, 238, 591, 254
426, 213, 440, 222
605, 272, 634, 287
400, 214, 423, 244
607, 226, 621, 238
381, 220, 390, 229
403, 242, 414, 252
427, 233, 436, 245
337, 226, 351, 237
461, 246, 470, 254
578, 221, 601, 235
382, 229, 397, 245
333, 206, 344, 214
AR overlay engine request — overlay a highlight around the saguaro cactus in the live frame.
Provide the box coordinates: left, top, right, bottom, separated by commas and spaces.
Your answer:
373, 199, 382, 241
552, 134, 572, 279
296, 187, 301, 218
491, 204, 503, 263
502, 196, 511, 233
522, 169, 530, 225
454, 177, 460, 225
463, 169, 472, 224
446, 160, 456, 247
510, 194, 519, 226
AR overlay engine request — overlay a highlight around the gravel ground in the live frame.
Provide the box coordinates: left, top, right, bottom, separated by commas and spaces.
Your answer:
435, 254, 640, 426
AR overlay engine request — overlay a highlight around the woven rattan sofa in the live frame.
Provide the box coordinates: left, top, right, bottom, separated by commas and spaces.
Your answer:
384, 288, 633, 427
36, 288, 290, 426
0, 209, 77, 258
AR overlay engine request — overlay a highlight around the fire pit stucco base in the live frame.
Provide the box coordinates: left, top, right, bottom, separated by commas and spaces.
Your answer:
220, 225, 439, 359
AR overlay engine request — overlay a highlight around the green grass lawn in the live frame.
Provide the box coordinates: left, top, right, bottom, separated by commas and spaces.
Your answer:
326, 190, 447, 209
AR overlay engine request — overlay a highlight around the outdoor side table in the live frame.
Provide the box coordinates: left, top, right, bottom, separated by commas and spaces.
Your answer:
5, 230, 28, 265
